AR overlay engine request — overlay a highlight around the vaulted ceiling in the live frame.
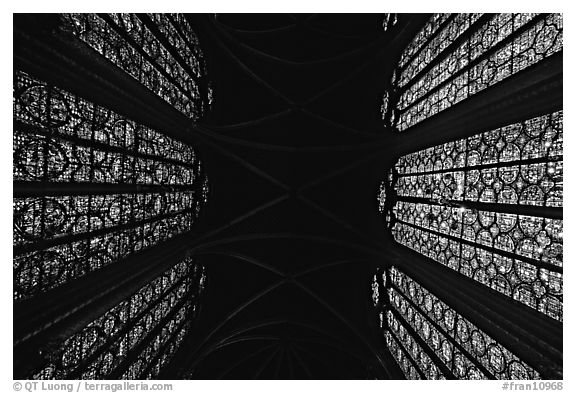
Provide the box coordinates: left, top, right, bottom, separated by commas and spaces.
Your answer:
157, 14, 429, 379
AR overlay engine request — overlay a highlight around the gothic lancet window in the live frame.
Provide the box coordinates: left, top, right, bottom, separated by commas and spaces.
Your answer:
377, 181, 387, 213
375, 12, 563, 380
14, 70, 209, 300
377, 169, 395, 228
391, 13, 562, 131
372, 267, 540, 380
390, 112, 563, 321
31, 256, 206, 379
383, 14, 398, 32
60, 13, 212, 120
14, 13, 212, 380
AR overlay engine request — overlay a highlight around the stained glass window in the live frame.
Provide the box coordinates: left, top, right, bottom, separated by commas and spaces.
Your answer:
377, 182, 387, 213
13, 70, 209, 300
30, 256, 206, 380
371, 274, 380, 306
372, 266, 540, 380
60, 13, 211, 120
388, 13, 562, 131
398, 14, 452, 69
383, 14, 398, 32
387, 112, 562, 321
377, 170, 394, 227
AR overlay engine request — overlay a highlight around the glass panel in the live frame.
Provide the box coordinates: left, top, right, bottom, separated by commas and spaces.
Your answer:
372, 274, 380, 306
13, 71, 209, 300
384, 266, 540, 380
377, 181, 387, 213
398, 14, 452, 68
386, 311, 446, 379
389, 112, 563, 320
395, 13, 562, 131
60, 13, 209, 120
30, 256, 206, 379
383, 14, 398, 32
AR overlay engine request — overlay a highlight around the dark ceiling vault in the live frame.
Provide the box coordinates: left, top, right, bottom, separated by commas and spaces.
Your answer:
160, 13, 427, 379
13, 13, 562, 380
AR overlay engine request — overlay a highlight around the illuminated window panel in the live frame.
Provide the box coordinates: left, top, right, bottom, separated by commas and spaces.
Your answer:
13, 71, 202, 185
13, 193, 196, 238
377, 170, 395, 227
371, 274, 380, 306
30, 257, 206, 380
381, 92, 389, 122
146, 13, 205, 79
393, 202, 562, 267
383, 14, 398, 32
383, 267, 540, 380
372, 270, 444, 380
13, 71, 208, 300
61, 13, 209, 120
388, 111, 563, 320
395, 13, 562, 131
398, 14, 483, 87
395, 111, 563, 206
377, 182, 387, 213
398, 14, 452, 69
385, 330, 421, 379
395, 160, 563, 207
385, 316, 446, 380
391, 207, 562, 318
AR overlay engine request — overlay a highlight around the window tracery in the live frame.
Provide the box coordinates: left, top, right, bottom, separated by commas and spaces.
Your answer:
60, 13, 210, 120
386, 112, 563, 321
389, 13, 562, 131
375, 13, 562, 379
377, 181, 387, 213
371, 274, 380, 306
13, 70, 209, 300
14, 12, 212, 381
383, 14, 398, 32
372, 266, 540, 380
31, 256, 206, 380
